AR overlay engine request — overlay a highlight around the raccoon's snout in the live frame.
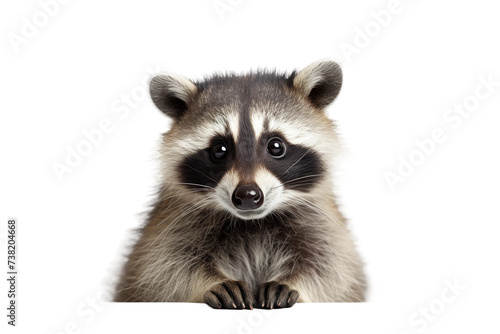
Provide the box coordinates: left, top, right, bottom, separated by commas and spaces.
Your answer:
231, 184, 264, 210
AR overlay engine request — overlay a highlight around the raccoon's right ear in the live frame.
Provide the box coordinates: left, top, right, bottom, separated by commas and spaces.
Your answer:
291, 60, 343, 109
149, 74, 198, 120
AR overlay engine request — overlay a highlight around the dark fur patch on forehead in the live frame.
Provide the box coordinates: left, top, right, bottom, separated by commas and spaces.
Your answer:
195, 70, 293, 91
190, 70, 298, 118
236, 111, 256, 178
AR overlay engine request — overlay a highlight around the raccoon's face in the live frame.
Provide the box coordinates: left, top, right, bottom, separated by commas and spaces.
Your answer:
150, 61, 342, 220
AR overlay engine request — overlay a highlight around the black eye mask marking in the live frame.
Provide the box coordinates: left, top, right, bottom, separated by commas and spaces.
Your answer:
178, 135, 234, 190
260, 133, 324, 192
177, 131, 324, 193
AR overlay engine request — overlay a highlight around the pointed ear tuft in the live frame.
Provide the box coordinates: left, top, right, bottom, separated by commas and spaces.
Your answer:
149, 74, 197, 120
292, 60, 343, 109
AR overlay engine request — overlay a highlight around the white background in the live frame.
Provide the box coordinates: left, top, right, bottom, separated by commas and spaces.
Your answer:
1, 0, 499, 333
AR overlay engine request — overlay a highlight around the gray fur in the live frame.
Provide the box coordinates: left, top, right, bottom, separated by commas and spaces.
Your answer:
114, 60, 366, 305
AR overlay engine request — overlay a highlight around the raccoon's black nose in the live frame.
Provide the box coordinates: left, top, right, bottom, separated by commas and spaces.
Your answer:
232, 184, 264, 210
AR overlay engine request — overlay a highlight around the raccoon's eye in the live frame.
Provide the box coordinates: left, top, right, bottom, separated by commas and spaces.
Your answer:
211, 142, 228, 159
267, 137, 286, 158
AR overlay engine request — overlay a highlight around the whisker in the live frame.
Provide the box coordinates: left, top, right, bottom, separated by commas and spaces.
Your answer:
150, 198, 212, 248
294, 197, 347, 232
182, 165, 218, 184
271, 174, 323, 189
157, 188, 209, 202
158, 200, 211, 244
155, 183, 215, 213
269, 132, 330, 190
170, 182, 216, 190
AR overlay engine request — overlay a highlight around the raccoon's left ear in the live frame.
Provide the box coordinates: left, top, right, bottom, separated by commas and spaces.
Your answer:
291, 60, 343, 109
149, 74, 198, 121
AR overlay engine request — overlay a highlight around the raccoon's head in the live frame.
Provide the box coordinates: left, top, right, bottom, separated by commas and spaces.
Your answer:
150, 60, 342, 220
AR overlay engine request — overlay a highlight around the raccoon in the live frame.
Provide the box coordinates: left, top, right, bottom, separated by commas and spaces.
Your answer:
114, 60, 366, 308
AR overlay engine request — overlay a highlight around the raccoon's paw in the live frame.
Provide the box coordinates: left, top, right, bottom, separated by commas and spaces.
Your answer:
256, 281, 299, 309
204, 280, 254, 309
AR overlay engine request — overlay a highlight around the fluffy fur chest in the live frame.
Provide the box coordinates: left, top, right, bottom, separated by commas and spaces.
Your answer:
212, 231, 295, 291
206, 216, 321, 291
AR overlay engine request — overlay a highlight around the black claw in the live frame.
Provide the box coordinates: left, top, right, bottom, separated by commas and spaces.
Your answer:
204, 280, 254, 310
287, 290, 300, 307
256, 282, 299, 309
203, 291, 222, 309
